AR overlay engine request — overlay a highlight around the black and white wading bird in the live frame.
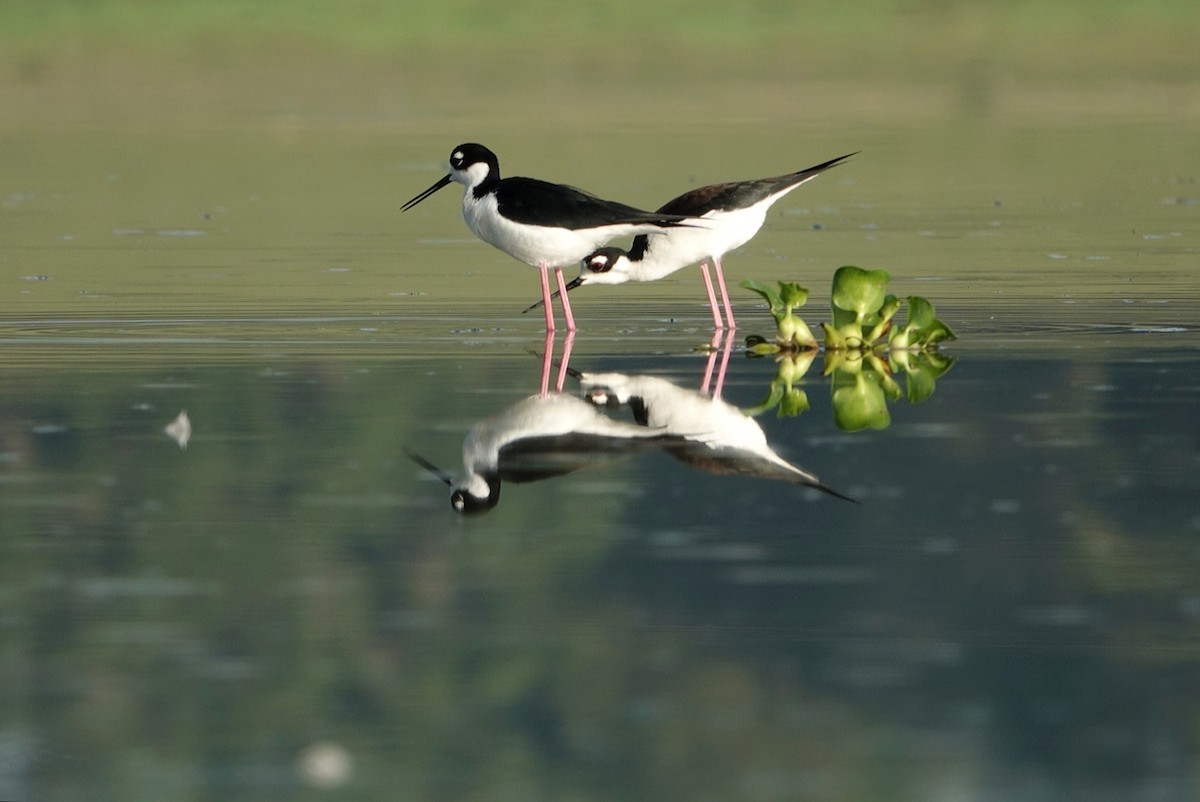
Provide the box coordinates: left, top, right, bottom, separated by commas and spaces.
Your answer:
402, 143, 692, 331
526, 152, 856, 329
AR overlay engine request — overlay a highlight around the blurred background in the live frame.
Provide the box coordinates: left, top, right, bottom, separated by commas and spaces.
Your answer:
2, 3, 1199, 801
4, 0, 1198, 129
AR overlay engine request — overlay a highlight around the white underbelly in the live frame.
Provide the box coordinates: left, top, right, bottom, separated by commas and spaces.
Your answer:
639, 208, 768, 277
463, 195, 623, 268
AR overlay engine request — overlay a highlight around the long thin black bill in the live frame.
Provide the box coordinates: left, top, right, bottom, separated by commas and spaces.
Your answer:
401, 173, 453, 211
403, 447, 454, 486
521, 276, 585, 314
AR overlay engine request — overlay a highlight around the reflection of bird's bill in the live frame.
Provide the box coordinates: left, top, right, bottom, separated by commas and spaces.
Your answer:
401, 173, 453, 211
522, 275, 585, 314
403, 447, 453, 486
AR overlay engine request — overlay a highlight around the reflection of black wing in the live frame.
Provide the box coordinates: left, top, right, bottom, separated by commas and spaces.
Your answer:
497, 432, 678, 483
663, 442, 857, 502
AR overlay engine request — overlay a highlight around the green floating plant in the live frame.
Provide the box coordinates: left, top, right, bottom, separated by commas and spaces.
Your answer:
741, 267, 957, 429
740, 279, 818, 351
823, 266, 956, 352
889, 295, 957, 351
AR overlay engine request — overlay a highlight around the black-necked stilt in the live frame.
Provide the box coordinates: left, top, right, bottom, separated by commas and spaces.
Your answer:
577, 371, 856, 502
402, 143, 692, 331
527, 152, 856, 329
405, 393, 678, 515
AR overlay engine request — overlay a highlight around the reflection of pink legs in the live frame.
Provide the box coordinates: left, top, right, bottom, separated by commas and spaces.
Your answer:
712, 256, 736, 331
538, 331, 555, 396
700, 330, 721, 393
555, 331, 576, 393
711, 330, 735, 399
537, 330, 576, 397
700, 329, 736, 398
554, 267, 577, 332
699, 262, 723, 329
538, 266, 556, 332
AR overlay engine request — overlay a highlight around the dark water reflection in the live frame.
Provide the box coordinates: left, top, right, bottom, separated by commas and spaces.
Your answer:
405, 335, 853, 514
1, 330, 1198, 800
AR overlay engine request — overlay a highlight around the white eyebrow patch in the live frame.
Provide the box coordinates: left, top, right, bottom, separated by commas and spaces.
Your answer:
453, 151, 464, 161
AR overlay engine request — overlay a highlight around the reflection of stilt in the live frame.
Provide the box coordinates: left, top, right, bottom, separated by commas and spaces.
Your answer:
538, 330, 577, 396
556, 331, 576, 393
699, 329, 737, 399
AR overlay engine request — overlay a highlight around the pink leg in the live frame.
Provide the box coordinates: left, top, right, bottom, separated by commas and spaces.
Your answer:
712, 256, 736, 331
538, 331, 554, 396
554, 267, 577, 332
699, 262, 724, 330
538, 266, 557, 332
555, 331, 576, 392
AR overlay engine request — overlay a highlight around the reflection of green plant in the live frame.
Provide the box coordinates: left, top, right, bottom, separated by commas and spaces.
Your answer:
744, 350, 817, 418
822, 349, 956, 430
743, 267, 957, 429
740, 279, 818, 350
826, 352, 893, 431
888, 348, 956, 403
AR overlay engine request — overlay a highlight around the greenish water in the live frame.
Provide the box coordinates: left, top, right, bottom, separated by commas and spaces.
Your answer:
2, 39, 1200, 802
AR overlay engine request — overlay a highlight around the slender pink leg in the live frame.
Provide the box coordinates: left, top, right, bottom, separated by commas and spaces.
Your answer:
538, 330, 554, 396
555, 331, 576, 393
554, 267, 577, 331
699, 262, 724, 329
712, 256, 736, 331
700, 330, 721, 394
538, 266, 556, 332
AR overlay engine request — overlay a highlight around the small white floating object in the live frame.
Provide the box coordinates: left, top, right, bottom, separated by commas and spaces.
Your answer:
297, 741, 352, 788
164, 410, 191, 449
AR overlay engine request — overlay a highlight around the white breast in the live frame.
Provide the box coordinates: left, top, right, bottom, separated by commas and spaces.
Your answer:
462, 193, 662, 269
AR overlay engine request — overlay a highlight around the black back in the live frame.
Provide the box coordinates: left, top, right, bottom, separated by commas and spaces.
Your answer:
495, 177, 688, 230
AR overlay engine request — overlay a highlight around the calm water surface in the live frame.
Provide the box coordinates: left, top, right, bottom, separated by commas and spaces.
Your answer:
1, 117, 1198, 800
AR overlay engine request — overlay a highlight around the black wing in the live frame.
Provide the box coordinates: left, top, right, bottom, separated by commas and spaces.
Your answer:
496, 177, 687, 230
656, 151, 858, 216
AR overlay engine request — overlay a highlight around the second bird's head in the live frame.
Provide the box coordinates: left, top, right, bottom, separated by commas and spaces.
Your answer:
575, 247, 637, 287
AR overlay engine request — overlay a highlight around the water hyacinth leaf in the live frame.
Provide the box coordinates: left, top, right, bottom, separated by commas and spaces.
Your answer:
906, 295, 936, 330
905, 364, 938, 404
831, 370, 891, 431
788, 316, 818, 349
776, 351, 818, 385
869, 294, 902, 339
778, 281, 809, 309
922, 318, 957, 345
823, 321, 866, 351
779, 387, 811, 417
778, 313, 817, 349
744, 381, 786, 416
831, 266, 891, 320
830, 302, 858, 330
878, 368, 903, 401
821, 349, 862, 377
740, 278, 782, 310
